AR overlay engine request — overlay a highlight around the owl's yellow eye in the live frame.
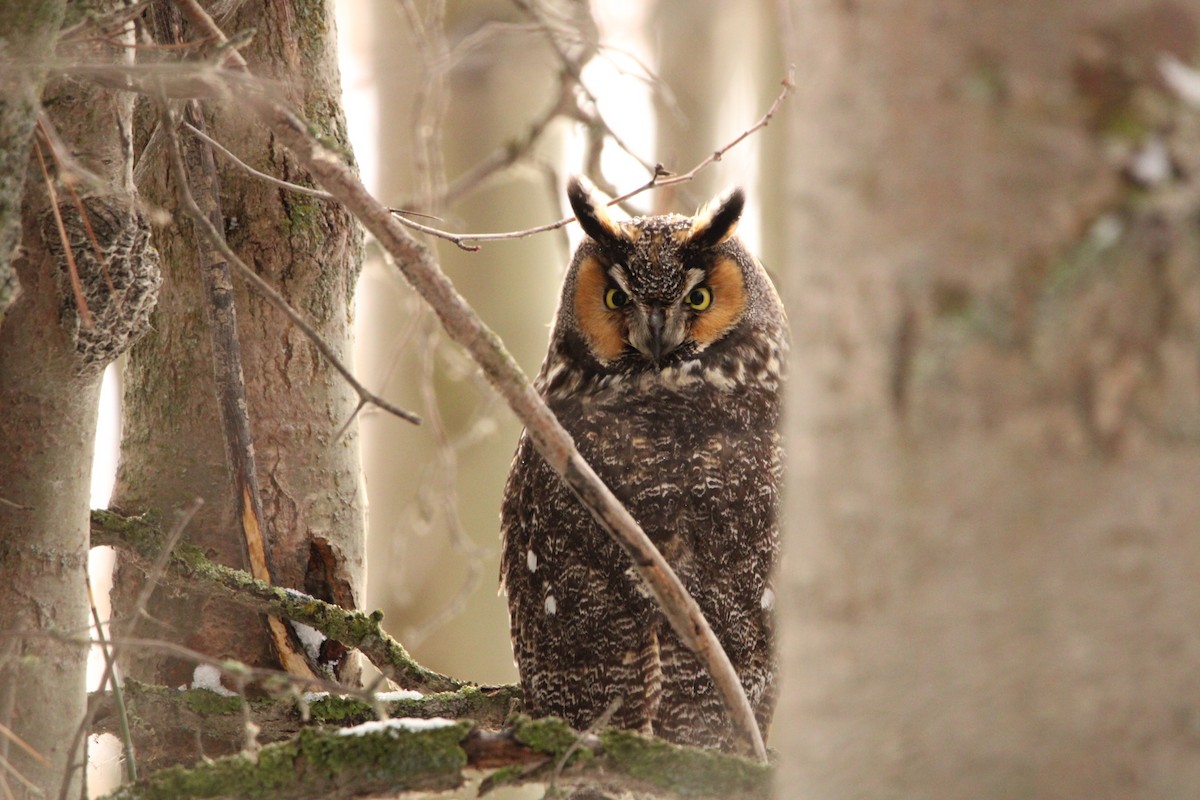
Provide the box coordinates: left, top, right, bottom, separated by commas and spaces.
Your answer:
686, 286, 713, 311
605, 287, 629, 310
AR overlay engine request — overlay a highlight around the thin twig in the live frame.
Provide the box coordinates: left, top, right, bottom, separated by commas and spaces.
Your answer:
387, 70, 795, 250
609, 66, 797, 202
85, 576, 136, 783
158, 101, 420, 427
550, 696, 621, 791
32, 133, 93, 329
0, 723, 48, 769
183, 121, 334, 199
0, 752, 38, 798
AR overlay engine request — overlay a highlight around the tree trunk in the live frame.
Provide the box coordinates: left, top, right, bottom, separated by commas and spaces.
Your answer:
0, 1, 66, 314
778, 2, 1200, 797
0, 6, 152, 797
110, 0, 365, 768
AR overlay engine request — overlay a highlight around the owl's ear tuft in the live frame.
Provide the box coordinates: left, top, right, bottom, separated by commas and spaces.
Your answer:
686, 187, 745, 249
568, 175, 624, 246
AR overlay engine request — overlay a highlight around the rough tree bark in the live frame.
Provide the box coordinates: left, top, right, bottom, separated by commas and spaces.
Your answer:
779, 1, 1200, 797
0, 4, 156, 797
110, 0, 365, 769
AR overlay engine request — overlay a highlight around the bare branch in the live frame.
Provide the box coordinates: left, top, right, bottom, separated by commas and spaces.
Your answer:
183, 122, 333, 199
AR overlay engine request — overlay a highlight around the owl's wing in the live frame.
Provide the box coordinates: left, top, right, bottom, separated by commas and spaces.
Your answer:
654, 586, 776, 749
500, 433, 660, 734
652, 422, 781, 750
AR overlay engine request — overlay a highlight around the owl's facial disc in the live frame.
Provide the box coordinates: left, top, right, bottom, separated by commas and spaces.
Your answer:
567, 177, 751, 371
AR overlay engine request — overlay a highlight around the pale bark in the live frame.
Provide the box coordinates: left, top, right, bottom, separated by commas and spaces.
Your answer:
0, 5, 147, 797
778, 2, 1200, 797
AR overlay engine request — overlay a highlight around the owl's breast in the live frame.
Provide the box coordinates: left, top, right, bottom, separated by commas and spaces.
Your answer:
548, 376, 780, 577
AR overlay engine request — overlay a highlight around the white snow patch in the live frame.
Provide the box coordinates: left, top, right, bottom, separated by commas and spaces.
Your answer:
301, 692, 329, 705
191, 664, 237, 697
376, 690, 423, 702
336, 717, 457, 737
1161, 54, 1200, 108
290, 621, 325, 662
1127, 136, 1173, 187
760, 587, 776, 612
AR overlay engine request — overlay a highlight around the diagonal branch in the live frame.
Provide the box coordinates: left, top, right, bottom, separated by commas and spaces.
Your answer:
173, 0, 767, 760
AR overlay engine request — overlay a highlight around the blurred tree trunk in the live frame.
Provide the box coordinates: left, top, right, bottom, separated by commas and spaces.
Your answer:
0, 4, 152, 797
0, 2, 65, 313
779, 1, 1200, 797
109, 0, 365, 768
652, 0, 721, 210
357, 0, 565, 686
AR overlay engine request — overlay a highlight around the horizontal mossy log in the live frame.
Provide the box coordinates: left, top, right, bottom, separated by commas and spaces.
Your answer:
102, 713, 773, 800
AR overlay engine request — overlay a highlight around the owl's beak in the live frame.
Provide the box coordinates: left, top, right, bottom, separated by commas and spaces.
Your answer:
647, 306, 666, 363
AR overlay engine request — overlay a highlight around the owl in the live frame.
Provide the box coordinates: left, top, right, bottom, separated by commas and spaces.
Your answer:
499, 176, 786, 751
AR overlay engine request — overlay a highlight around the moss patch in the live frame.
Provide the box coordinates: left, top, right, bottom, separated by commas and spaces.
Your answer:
599, 729, 773, 799
512, 715, 578, 757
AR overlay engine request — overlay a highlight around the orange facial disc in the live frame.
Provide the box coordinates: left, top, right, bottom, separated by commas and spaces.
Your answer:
690, 257, 746, 347
573, 256, 627, 363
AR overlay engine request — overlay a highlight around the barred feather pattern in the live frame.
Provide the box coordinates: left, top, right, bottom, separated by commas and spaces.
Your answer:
500, 185, 786, 750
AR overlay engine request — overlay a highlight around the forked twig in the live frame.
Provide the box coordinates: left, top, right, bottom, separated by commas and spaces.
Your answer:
388, 70, 795, 250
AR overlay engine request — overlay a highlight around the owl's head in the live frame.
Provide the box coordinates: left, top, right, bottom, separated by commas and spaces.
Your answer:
556, 176, 773, 376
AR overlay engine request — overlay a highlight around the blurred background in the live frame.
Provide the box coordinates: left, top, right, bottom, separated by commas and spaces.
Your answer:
337, 0, 786, 688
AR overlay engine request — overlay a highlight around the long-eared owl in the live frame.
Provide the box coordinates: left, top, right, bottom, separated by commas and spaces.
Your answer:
500, 176, 786, 750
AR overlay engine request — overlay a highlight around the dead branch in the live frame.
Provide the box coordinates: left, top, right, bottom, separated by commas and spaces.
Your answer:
91, 509, 465, 694
175, 0, 768, 760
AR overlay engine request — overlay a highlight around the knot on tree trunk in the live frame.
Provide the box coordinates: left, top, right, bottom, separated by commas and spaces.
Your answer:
42, 195, 161, 372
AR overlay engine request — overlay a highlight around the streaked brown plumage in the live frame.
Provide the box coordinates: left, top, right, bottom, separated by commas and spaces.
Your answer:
500, 176, 786, 749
